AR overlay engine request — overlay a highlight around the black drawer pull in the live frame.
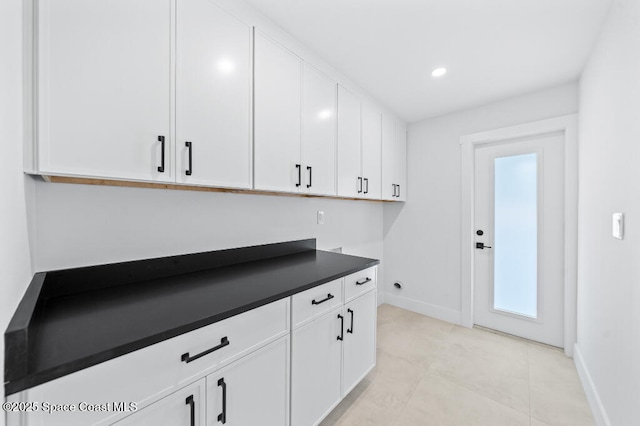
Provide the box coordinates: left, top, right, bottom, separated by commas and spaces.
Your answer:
295, 164, 301, 187
185, 395, 195, 426
157, 135, 165, 173
311, 293, 334, 305
397, 184, 401, 198
392, 183, 397, 197
357, 176, 363, 193
363, 178, 369, 194
185, 141, 193, 176
347, 308, 354, 334
337, 314, 344, 341
307, 166, 312, 188
181, 337, 229, 363
217, 378, 227, 424
355, 277, 372, 286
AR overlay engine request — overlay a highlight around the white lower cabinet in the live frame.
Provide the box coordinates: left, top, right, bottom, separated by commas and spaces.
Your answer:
291, 307, 343, 426
206, 337, 289, 426
291, 284, 377, 426
114, 380, 206, 426
342, 290, 377, 395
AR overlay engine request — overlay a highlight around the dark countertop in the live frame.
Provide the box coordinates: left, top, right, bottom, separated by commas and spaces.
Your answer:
4, 239, 378, 395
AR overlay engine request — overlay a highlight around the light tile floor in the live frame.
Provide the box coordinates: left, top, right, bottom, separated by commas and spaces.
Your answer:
320, 304, 594, 426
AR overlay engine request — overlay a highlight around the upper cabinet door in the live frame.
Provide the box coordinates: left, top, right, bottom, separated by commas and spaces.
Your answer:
395, 122, 408, 201
37, 0, 173, 182
301, 64, 337, 196
381, 114, 396, 200
254, 33, 302, 193
337, 85, 362, 198
176, 0, 252, 189
361, 104, 382, 200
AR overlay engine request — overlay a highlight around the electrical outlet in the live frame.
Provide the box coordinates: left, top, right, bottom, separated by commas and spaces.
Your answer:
317, 210, 325, 225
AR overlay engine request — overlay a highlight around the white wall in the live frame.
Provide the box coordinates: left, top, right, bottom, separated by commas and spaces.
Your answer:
33, 183, 383, 274
0, 1, 35, 424
383, 82, 578, 323
575, 0, 640, 424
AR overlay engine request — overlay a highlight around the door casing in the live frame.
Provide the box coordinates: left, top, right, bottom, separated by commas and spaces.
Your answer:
460, 115, 578, 357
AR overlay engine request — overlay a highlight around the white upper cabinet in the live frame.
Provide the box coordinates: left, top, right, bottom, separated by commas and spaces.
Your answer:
361, 104, 382, 200
395, 122, 408, 201
36, 0, 173, 182
381, 114, 407, 201
301, 64, 337, 196
254, 33, 302, 193
176, 0, 252, 189
336, 85, 362, 198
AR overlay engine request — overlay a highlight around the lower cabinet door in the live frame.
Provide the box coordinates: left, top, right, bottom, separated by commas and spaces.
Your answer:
206, 336, 289, 426
113, 379, 205, 426
342, 290, 377, 396
291, 307, 343, 426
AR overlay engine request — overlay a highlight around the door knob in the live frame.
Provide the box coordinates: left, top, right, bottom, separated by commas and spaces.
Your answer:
475, 242, 492, 249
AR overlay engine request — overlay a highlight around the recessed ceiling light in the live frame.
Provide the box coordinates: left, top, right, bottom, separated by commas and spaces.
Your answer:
431, 67, 447, 78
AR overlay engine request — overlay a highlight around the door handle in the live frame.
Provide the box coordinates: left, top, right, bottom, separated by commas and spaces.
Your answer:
347, 308, 354, 334
337, 314, 344, 341
217, 378, 227, 424
306, 166, 312, 188
185, 395, 195, 426
185, 141, 193, 176
295, 164, 301, 187
357, 177, 363, 193
157, 135, 165, 173
475, 242, 492, 249
363, 178, 369, 194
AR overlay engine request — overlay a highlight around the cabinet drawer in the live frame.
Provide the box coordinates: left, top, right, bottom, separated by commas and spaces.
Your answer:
291, 279, 343, 329
13, 299, 289, 426
175, 298, 289, 386
344, 266, 377, 302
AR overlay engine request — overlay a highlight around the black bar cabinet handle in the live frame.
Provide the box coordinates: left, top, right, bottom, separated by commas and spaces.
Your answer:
347, 308, 354, 334
185, 395, 195, 426
397, 184, 401, 198
392, 184, 396, 197
157, 136, 165, 173
217, 378, 227, 424
337, 314, 344, 341
306, 166, 312, 188
311, 293, 334, 305
185, 141, 193, 176
364, 178, 369, 194
181, 337, 229, 363
356, 277, 372, 286
357, 177, 363, 193
295, 164, 301, 187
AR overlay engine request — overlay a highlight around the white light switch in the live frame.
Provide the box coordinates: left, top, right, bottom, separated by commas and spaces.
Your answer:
317, 211, 325, 225
612, 213, 624, 240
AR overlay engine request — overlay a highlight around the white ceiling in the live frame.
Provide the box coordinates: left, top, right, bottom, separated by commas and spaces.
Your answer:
242, 0, 612, 123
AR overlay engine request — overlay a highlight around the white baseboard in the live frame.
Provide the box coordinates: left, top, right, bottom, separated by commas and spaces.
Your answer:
573, 344, 611, 426
384, 293, 462, 325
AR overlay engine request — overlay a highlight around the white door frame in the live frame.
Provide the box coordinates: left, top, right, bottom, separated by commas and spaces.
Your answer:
460, 114, 578, 356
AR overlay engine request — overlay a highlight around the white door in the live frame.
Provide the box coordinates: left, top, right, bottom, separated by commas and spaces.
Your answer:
37, 0, 173, 182
342, 290, 377, 396
254, 33, 302, 193
176, 0, 252, 188
206, 337, 289, 426
302, 64, 337, 196
361, 104, 382, 200
474, 132, 565, 347
291, 307, 342, 426
336, 85, 362, 198
114, 379, 205, 426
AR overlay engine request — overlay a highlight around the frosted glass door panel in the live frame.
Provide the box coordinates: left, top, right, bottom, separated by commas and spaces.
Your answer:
493, 153, 538, 318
